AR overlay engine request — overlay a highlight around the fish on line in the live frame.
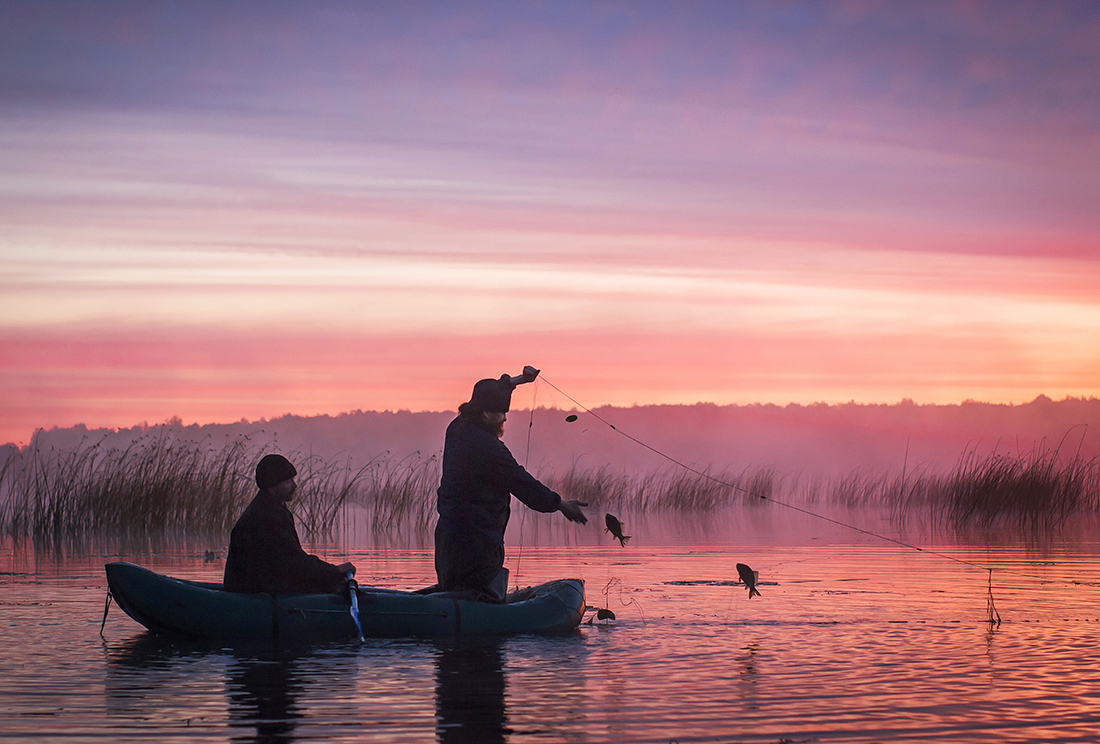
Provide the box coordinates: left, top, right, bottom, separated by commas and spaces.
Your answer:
736, 563, 761, 599
605, 513, 631, 547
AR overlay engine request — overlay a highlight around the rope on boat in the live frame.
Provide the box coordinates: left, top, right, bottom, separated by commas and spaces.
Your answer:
289, 606, 449, 618
548, 582, 586, 626
99, 590, 112, 635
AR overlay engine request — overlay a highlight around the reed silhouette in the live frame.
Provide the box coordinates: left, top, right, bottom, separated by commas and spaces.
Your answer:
2, 432, 1097, 547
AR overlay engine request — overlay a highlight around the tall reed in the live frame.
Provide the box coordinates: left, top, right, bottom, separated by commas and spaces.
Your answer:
545, 463, 775, 512
292, 452, 382, 537
0, 431, 254, 549
0, 434, 443, 549
936, 448, 1097, 530
5, 428, 1093, 548
362, 452, 440, 534
821, 446, 1100, 531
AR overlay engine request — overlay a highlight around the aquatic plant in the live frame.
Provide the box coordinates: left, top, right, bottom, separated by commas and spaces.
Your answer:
825, 444, 1100, 531
544, 463, 775, 512
4, 426, 1097, 550
290, 451, 382, 537
359, 451, 440, 537
0, 433, 443, 549
0, 430, 254, 549
935, 447, 1098, 530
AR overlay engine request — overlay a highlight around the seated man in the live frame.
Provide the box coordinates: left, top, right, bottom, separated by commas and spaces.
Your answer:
434, 366, 588, 602
223, 453, 355, 595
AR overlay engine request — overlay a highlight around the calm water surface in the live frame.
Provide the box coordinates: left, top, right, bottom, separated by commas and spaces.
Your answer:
4, 514, 1100, 743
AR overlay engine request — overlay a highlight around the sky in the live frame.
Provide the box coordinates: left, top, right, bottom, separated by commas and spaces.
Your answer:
2, 0, 1100, 446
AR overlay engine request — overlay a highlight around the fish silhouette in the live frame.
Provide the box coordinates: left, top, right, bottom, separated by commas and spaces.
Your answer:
605, 513, 631, 547
736, 563, 761, 598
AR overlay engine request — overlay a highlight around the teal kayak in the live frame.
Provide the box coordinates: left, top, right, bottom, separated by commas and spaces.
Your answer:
105, 562, 586, 642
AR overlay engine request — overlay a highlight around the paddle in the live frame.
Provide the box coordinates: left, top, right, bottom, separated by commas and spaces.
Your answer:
346, 571, 365, 642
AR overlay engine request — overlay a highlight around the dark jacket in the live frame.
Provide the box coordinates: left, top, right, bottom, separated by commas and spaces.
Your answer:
436, 415, 562, 543
435, 415, 562, 594
223, 490, 344, 595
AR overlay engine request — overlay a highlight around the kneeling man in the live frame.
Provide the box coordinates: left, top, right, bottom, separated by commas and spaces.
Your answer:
434, 366, 587, 602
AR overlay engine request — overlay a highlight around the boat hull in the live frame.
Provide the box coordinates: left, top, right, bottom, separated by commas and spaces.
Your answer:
105, 562, 585, 642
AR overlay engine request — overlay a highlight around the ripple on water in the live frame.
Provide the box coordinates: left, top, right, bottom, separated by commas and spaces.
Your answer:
4, 539, 1100, 742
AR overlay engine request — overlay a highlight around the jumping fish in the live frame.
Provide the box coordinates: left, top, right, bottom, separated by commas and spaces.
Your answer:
736, 563, 761, 598
605, 513, 631, 547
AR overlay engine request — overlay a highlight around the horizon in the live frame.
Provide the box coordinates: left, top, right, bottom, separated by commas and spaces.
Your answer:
12, 395, 1100, 485
3, 2, 1099, 447
6, 391, 1095, 450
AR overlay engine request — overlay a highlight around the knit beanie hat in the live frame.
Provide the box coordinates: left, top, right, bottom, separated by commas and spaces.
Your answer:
256, 454, 297, 489
467, 374, 516, 413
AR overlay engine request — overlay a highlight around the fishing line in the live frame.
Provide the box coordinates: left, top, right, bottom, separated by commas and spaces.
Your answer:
603, 576, 646, 625
513, 378, 540, 590
538, 375, 1094, 596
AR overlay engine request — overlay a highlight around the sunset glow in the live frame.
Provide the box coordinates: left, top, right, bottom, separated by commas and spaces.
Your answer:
3, 1, 1099, 444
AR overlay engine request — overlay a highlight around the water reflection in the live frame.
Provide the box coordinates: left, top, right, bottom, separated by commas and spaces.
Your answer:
738, 641, 761, 713
103, 632, 229, 729
434, 637, 508, 744
104, 633, 309, 742
226, 652, 306, 744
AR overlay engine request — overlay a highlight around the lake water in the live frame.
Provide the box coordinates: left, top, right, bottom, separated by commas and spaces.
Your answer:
4, 508, 1100, 743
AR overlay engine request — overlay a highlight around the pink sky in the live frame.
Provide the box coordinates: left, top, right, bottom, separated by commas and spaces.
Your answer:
2, 1, 1099, 446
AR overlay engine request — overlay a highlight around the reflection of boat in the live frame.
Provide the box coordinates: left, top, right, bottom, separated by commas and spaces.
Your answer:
226, 651, 305, 743
105, 562, 586, 642
435, 638, 507, 744
103, 630, 309, 742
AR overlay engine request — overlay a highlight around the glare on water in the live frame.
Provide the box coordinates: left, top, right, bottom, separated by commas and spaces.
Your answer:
4, 511, 1100, 743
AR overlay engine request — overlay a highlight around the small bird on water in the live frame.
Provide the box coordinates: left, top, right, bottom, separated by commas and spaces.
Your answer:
605, 513, 631, 547
736, 563, 761, 598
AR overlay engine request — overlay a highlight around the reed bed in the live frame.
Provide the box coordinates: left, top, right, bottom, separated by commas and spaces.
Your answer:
819, 447, 1100, 531
290, 452, 381, 537
544, 463, 776, 512
4, 430, 1097, 549
360, 452, 441, 538
0, 434, 445, 549
0, 432, 253, 550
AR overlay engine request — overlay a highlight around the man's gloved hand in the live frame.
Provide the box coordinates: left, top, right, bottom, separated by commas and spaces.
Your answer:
559, 499, 588, 525
511, 366, 541, 386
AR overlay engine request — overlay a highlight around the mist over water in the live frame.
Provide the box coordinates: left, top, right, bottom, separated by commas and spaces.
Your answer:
16, 396, 1100, 480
